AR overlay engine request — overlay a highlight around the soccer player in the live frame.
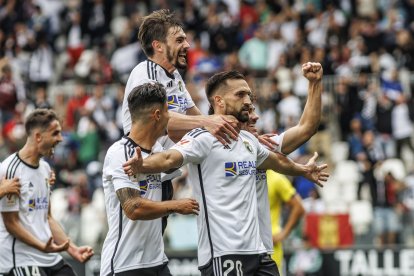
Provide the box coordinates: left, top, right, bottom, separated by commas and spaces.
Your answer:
0, 109, 93, 276
247, 62, 322, 269
122, 9, 239, 232
100, 83, 199, 276
123, 71, 329, 275
0, 177, 20, 199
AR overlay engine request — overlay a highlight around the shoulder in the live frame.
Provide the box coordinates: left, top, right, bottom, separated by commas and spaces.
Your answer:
0, 153, 21, 176
240, 130, 259, 142
185, 128, 211, 139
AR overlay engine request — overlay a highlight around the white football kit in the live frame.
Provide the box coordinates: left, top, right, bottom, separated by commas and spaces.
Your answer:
171, 129, 270, 267
100, 136, 167, 276
255, 133, 285, 254
0, 153, 61, 273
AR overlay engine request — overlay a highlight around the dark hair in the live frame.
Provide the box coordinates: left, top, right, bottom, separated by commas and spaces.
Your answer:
205, 70, 245, 113
25, 109, 59, 135
138, 9, 183, 57
128, 82, 167, 122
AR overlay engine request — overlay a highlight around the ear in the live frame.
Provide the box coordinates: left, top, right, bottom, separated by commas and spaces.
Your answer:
153, 108, 161, 121
151, 40, 163, 54
214, 95, 224, 108
34, 130, 42, 142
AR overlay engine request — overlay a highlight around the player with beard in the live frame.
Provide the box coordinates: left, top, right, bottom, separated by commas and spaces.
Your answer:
122, 9, 240, 233
0, 109, 94, 276
245, 62, 323, 270
123, 71, 329, 276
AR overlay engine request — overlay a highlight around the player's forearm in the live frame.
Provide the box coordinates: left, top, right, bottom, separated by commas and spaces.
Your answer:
142, 150, 183, 173
2, 214, 45, 251
48, 215, 70, 245
167, 112, 206, 142
259, 152, 309, 176
129, 198, 180, 220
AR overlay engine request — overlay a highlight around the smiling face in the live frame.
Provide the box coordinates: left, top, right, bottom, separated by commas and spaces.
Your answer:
37, 120, 63, 158
164, 26, 190, 70
220, 79, 252, 123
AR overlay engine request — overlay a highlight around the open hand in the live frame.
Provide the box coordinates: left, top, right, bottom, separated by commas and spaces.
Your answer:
69, 245, 94, 263
204, 115, 239, 145
303, 152, 329, 187
174, 198, 200, 215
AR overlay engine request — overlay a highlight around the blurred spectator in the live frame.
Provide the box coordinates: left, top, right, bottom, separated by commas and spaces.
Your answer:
0, 62, 25, 122
65, 82, 89, 131
391, 94, 414, 159
238, 25, 268, 77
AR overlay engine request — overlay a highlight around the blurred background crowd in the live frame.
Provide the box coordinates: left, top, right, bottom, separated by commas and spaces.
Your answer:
1, 0, 414, 268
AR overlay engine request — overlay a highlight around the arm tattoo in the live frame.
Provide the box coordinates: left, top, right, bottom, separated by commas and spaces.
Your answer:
116, 188, 142, 215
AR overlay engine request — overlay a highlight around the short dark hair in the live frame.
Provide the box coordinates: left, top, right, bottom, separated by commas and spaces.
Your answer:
25, 109, 59, 135
205, 70, 245, 114
138, 9, 183, 57
128, 82, 167, 122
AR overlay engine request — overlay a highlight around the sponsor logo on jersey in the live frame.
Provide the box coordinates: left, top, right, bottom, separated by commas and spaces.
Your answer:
167, 95, 188, 112
28, 197, 48, 211
138, 174, 162, 196
225, 161, 256, 177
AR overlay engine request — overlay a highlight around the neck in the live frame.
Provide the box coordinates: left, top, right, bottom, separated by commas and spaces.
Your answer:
19, 141, 41, 167
129, 122, 160, 151
214, 110, 242, 133
149, 56, 175, 74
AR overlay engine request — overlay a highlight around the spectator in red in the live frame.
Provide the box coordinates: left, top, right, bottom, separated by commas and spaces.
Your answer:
65, 82, 89, 131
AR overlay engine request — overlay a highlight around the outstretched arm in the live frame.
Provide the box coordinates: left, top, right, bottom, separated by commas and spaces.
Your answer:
2, 211, 69, 253
258, 152, 329, 187
280, 62, 323, 154
48, 205, 94, 263
123, 147, 184, 176
116, 187, 199, 220
167, 107, 239, 145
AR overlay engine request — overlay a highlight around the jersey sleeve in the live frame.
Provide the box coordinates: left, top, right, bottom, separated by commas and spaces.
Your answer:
103, 148, 142, 193
171, 130, 213, 165
184, 89, 195, 109
0, 162, 19, 212
253, 137, 270, 167
270, 133, 285, 153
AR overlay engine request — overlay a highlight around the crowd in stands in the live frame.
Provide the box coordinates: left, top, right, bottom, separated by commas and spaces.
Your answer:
1, 0, 414, 253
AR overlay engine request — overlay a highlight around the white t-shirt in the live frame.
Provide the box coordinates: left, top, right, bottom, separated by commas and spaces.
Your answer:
0, 153, 62, 272
255, 133, 285, 254
171, 129, 269, 267
100, 136, 167, 276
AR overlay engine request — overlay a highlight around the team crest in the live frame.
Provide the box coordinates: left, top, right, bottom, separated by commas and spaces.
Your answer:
178, 80, 183, 91
244, 141, 253, 154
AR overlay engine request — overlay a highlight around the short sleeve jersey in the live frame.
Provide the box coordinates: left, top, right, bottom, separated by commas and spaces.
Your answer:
171, 129, 270, 268
255, 133, 285, 253
0, 153, 62, 272
122, 60, 195, 136
100, 136, 167, 276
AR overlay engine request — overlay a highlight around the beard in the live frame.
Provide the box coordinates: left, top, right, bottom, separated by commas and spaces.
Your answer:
167, 45, 187, 70
228, 106, 249, 123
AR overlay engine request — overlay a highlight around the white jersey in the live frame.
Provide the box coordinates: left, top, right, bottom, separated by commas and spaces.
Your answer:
171, 129, 270, 267
256, 133, 285, 254
101, 136, 167, 276
122, 59, 195, 136
0, 153, 62, 273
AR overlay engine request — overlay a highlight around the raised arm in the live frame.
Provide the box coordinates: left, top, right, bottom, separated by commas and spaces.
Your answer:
2, 211, 69, 253
48, 205, 94, 263
123, 147, 184, 176
280, 62, 323, 154
258, 152, 328, 187
116, 187, 199, 220
167, 107, 239, 145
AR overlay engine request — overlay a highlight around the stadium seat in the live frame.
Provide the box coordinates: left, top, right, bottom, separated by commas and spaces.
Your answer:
331, 141, 349, 164
374, 158, 406, 181
50, 188, 69, 223
349, 200, 373, 235
333, 160, 360, 183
